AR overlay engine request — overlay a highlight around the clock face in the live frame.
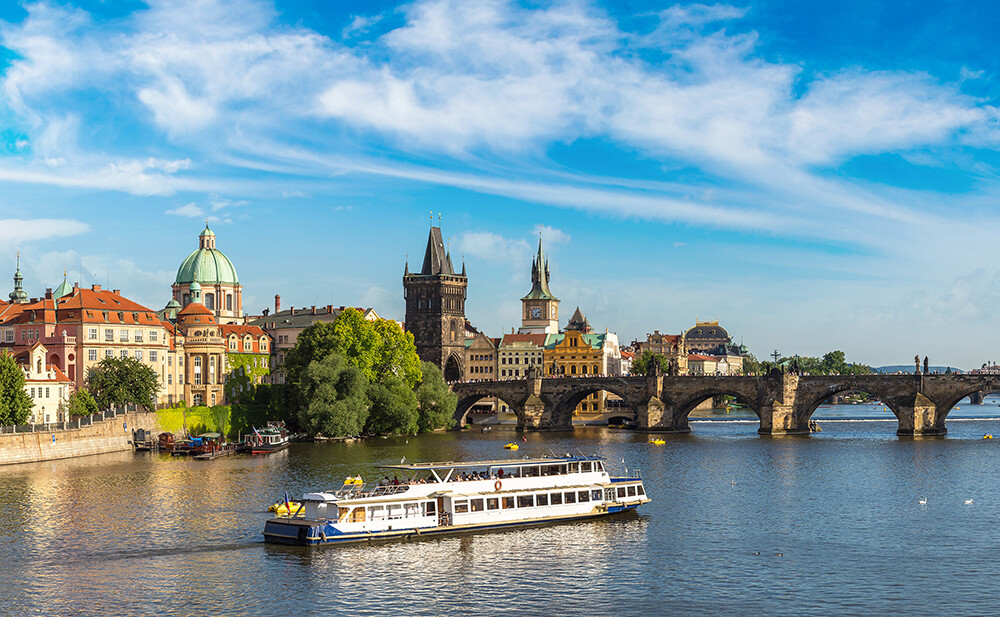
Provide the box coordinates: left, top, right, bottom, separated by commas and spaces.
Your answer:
530, 307, 542, 319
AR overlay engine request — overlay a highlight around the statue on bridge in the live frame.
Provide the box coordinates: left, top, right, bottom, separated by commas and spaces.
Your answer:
915, 355, 920, 374
924, 356, 929, 375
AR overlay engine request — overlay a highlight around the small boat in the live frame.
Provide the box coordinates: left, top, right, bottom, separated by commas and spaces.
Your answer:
263, 455, 650, 546
649, 439, 666, 445
247, 424, 290, 455
985, 434, 994, 440
158, 432, 175, 452
504, 443, 519, 450
269, 501, 305, 517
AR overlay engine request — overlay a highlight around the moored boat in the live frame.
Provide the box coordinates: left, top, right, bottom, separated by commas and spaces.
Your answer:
247, 425, 289, 455
263, 455, 650, 546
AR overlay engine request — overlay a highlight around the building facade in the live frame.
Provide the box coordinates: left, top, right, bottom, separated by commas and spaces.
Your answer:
15, 342, 73, 424
403, 226, 468, 381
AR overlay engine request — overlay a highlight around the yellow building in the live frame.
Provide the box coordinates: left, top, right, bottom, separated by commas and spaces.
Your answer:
543, 329, 607, 415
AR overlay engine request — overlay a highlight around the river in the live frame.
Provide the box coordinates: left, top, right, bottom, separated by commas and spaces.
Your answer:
3, 401, 1000, 616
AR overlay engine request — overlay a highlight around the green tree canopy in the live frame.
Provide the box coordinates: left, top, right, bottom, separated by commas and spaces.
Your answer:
85, 356, 160, 410
631, 351, 671, 376
414, 362, 457, 432
366, 375, 419, 435
0, 352, 32, 426
297, 353, 369, 437
67, 388, 99, 417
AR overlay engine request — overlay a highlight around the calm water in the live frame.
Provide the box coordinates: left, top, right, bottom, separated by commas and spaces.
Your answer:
4, 403, 1000, 616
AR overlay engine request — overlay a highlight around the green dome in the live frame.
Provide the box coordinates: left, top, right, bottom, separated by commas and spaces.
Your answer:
175, 249, 239, 285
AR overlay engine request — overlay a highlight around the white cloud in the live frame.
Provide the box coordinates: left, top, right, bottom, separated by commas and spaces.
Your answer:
458, 231, 531, 264
24, 249, 174, 309
0, 219, 90, 248
535, 225, 570, 245
166, 202, 205, 217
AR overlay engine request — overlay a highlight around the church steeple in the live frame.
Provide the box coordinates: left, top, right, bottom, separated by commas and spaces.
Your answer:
522, 237, 558, 301
9, 250, 28, 304
518, 235, 560, 334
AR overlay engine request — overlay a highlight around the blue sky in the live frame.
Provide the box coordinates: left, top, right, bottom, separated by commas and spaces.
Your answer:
2, 0, 1000, 369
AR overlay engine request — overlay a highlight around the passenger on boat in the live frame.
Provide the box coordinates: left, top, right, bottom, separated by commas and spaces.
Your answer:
497, 468, 504, 479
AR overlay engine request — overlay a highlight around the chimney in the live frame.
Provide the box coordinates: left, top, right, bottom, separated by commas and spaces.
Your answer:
290, 306, 295, 315
327, 305, 333, 313
92, 284, 101, 292
275, 294, 281, 313
45, 288, 53, 299
311, 306, 316, 315
73, 282, 79, 293
113, 289, 120, 295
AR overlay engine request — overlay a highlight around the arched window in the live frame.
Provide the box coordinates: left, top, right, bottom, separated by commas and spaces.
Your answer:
571, 365, 577, 375
593, 365, 600, 375
205, 293, 215, 309
226, 294, 233, 311
581, 365, 588, 375
194, 356, 203, 385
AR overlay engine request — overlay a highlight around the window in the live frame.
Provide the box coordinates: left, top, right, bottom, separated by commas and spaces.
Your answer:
194, 357, 202, 385
243, 336, 252, 351
30, 387, 35, 398
105, 329, 114, 342
45, 387, 50, 398
535, 494, 548, 507
150, 351, 158, 362
119, 329, 129, 342
486, 498, 499, 510
134, 330, 143, 342
205, 293, 215, 309
226, 294, 233, 311
454, 500, 469, 514
565, 492, 577, 504
88, 349, 97, 361
150, 330, 158, 342
517, 495, 534, 508
87, 328, 97, 340
120, 350, 128, 359
168, 374, 173, 385
550, 493, 563, 505
470, 498, 484, 512
637, 486, 645, 496
135, 350, 143, 361
502, 496, 515, 509
421, 501, 436, 516
627, 486, 636, 497
592, 490, 602, 501
617, 487, 626, 499
178, 374, 183, 385
578, 491, 590, 502
229, 337, 237, 351
106, 350, 114, 358
193, 393, 203, 405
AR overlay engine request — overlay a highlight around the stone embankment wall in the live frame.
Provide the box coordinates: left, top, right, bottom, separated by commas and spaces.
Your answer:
0, 412, 160, 466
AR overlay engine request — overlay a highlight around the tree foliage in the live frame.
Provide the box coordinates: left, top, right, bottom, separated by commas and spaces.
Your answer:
631, 351, 672, 376
414, 362, 457, 432
0, 352, 32, 426
366, 375, 419, 435
297, 353, 369, 437
67, 388, 99, 417
85, 356, 160, 410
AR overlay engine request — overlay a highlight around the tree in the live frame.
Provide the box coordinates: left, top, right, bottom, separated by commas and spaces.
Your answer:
414, 362, 457, 432
85, 356, 159, 410
67, 388, 99, 417
0, 352, 32, 426
297, 353, 369, 437
742, 353, 761, 375
366, 375, 419, 435
631, 351, 671, 376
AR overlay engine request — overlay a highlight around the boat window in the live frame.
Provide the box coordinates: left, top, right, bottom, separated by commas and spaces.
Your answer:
454, 500, 469, 514
637, 485, 645, 496
578, 491, 590, 502
502, 496, 515, 509
524, 466, 540, 477
627, 486, 637, 497
470, 498, 484, 512
405, 503, 420, 518
369, 505, 385, 519
558, 465, 568, 474
350, 508, 366, 523
617, 487, 627, 499
486, 498, 499, 510
595, 462, 604, 471
582, 462, 593, 473
564, 492, 577, 504
388, 504, 403, 519
592, 490, 602, 501
338, 507, 350, 522
550, 492, 563, 505
536, 493, 549, 506
517, 495, 534, 508
422, 501, 436, 516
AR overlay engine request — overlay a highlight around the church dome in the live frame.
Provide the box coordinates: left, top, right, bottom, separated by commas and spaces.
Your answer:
174, 225, 239, 286
685, 321, 729, 341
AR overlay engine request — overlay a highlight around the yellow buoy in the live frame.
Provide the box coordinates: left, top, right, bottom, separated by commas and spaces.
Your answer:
649, 439, 666, 445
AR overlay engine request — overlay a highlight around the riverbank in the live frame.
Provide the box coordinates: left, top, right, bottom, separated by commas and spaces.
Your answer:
0, 411, 160, 466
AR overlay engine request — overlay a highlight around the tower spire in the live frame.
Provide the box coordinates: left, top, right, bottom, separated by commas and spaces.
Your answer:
9, 249, 28, 304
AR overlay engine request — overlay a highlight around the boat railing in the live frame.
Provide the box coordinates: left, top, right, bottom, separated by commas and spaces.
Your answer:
332, 484, 411, 500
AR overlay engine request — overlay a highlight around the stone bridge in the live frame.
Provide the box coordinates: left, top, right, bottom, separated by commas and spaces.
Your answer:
450, 367, 1000, 436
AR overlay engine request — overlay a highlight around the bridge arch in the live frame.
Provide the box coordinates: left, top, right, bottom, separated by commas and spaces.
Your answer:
672, 388, 761, 422
548, 381, 643, 429
934, 381, 1000, 420
797, 384, 905, 424
444, 354, 463, 383
453, 390, 522, 427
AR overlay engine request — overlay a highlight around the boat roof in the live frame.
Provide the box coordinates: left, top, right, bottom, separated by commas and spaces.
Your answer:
377, 456, 601, 471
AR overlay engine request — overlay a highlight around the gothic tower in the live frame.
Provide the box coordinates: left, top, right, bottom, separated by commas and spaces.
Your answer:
403, 226, 468, 381
518, 238, 559, 334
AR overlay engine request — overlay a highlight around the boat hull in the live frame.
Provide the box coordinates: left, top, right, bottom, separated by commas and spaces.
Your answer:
263, 505, 641, 547
251, 442, 289, 455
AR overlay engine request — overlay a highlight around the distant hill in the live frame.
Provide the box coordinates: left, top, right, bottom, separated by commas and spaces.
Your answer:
874, 365, 964, 374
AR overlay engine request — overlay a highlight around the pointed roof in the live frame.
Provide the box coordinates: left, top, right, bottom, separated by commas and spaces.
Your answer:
420, 226, 455, 276
54, 271, 73, 298
565, 306, 591, 332
9, 250, 27, 304
521, 237, 558, 301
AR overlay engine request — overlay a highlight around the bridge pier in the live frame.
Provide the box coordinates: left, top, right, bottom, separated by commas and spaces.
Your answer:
895, 393, 947, 436
758, 404, 811, 435
968, 391, 984, 405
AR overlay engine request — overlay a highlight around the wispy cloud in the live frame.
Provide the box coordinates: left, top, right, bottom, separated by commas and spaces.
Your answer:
0, 218, 90, 249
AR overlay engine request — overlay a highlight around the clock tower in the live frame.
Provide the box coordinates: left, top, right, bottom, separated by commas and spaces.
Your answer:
518, 238, 559, 334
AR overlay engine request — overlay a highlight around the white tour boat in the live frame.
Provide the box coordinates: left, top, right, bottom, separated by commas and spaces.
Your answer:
262, 455, 649, 546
